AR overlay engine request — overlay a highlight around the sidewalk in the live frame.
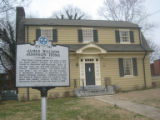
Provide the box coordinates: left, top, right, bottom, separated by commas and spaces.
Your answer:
94, 95, 160, 120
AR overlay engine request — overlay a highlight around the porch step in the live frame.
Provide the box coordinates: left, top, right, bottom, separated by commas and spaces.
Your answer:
74, 85, 115, 97
80, 85, 105, 92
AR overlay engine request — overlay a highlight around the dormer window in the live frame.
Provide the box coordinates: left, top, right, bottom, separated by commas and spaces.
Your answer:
78, 28, 98, 43
115, 29, 134, 43
82, 28, 93, 43
119, 30, 130, 43
41, 28, 52, 41
36, 28, 58, 42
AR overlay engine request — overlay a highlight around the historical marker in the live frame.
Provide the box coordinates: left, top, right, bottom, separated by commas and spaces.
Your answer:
16, 36, 69, 87
16, 36, 69, 120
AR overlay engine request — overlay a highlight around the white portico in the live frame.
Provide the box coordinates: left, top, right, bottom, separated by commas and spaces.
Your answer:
76, 43, 107, 87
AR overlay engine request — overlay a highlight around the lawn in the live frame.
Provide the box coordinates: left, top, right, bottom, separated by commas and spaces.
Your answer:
0, 97, 151, 120
113, 88, 160, 109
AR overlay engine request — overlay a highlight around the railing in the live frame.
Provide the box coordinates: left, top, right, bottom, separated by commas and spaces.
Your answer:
74, 79, 77, 88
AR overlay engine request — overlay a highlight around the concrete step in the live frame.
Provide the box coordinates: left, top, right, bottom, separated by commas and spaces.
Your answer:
80, 85, 105, 92
74, 85, 115, 97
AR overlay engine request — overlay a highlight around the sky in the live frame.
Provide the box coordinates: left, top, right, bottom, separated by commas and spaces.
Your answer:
25, 0, 160, 45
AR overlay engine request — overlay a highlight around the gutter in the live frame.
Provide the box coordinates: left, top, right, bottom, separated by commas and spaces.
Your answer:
139, 28, 147, 88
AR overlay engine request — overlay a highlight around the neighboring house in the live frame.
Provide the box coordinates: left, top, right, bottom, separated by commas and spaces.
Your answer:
150, 59, 160, 76
16, 7, 152, 100
150, 59, 160, 87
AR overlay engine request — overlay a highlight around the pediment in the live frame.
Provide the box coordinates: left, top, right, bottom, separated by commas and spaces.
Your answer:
76, 43, 107, 54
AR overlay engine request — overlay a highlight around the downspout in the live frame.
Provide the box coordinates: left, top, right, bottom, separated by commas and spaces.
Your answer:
138, 28, 147, 88
142, 51, 147, 88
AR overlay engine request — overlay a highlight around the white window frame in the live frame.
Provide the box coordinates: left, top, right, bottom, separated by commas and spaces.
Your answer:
119, 29, 130, 44
40, 28, 53, 41
123, 58, 133, 76
82, 28, 93, 43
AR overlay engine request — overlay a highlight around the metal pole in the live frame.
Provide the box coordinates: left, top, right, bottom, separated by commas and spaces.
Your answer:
32, 87, 55, 120
41, 97, 47, 120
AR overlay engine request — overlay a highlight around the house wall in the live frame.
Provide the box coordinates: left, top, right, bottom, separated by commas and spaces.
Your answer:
18, 52, 152, 100
153, 60, 160, 76
25, 26, 140, 44
150, 63, 154, 76
100, 53, 151, 90
17, 25, 152, 101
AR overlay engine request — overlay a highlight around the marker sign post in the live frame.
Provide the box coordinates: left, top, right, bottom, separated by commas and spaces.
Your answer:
16, 36, 69, 120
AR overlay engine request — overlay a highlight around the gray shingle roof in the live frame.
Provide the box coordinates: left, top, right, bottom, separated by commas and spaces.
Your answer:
63, 44, 152, 52
141, 34, 152, 51
24, 19, 139, 28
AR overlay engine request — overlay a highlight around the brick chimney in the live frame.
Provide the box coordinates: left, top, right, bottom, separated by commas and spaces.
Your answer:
16, 7, 25, 44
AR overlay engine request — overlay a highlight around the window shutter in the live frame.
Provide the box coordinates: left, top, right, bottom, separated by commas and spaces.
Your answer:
53, 29, 58, 42
36, 29, 41, 40
78, 29, 83, 42
115, 30, 120, 43
132, 58, 138, 76
93, 30, 98, 42
119, 58, 124, 77
130, 31, 134, 43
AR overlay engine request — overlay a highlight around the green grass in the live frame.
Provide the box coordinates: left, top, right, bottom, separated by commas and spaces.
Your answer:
0, 97, 151, 120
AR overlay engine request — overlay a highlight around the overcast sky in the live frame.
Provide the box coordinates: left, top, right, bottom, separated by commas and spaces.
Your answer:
25, 0, 160, 45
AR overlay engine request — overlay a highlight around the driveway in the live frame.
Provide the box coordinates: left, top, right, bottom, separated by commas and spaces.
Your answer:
93, 95, 160, 120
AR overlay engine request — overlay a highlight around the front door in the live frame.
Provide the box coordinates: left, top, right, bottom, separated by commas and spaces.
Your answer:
85, 63, 95, 85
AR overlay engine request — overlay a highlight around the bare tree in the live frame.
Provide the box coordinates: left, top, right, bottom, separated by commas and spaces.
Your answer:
0, 21, 15, 90
99, 0, 154, 32
52, 5, 90, 20
0, 0, 30, 19
0, 0, 30, 90
99, 0, 158, 61
147, 39, 160, 62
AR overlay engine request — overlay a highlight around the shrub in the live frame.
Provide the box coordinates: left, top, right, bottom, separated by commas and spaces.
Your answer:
113, 85, 120, 93
133, 85, 140, 90
152, 82, 157, 88
63, 91, 70, 97
53, 92, 60, 98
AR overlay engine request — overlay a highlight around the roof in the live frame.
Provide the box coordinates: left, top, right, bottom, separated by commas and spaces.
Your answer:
24, 19, 139, 28
23, 18, 152, 52
63, 43, 152, 52
141, 33, 152, 51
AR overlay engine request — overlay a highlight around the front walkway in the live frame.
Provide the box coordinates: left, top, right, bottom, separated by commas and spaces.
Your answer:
93, 95, 160, 120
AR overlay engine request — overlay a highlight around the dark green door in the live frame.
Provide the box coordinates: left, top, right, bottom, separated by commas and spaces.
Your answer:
85, 63, 95, 85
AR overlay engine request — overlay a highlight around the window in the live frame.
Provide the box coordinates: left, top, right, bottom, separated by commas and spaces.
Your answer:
36, 28, 58, 42
123, 58, 133, 75
119, 30, 130, 43
119, 58, 137, 77
41, 28, 52, 41
82, 28, 93, 42
85, 59, 94, 62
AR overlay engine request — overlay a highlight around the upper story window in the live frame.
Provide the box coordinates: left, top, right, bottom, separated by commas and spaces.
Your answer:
115, 29, 134, 43
41, 28, 52, 41
82, 28, 93, 43
78, 28, 98, 43
119, 30, 130, 43
36, 28, 57, 42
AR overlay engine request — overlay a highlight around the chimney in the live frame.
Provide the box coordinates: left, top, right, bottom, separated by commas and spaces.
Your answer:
16, 7, 25, 44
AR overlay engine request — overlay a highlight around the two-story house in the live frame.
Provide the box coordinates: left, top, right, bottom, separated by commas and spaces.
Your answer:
16, 7, 152, 100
